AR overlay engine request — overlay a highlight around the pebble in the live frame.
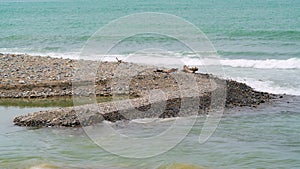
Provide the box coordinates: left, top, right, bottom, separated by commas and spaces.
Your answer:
0, 54, 277, 127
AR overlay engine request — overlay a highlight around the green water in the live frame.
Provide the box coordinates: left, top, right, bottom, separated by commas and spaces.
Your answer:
0, 96, 299, 169
0, 0, 299, 60
1, 0, 300, 168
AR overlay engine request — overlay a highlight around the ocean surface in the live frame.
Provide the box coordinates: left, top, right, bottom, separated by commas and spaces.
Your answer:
0, 0, 299, 168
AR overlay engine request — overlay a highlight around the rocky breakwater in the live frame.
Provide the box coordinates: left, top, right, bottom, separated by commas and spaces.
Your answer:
1, 54, 277, 127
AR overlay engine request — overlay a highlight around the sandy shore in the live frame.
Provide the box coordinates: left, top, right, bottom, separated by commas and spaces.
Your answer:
0, 53, 278, 127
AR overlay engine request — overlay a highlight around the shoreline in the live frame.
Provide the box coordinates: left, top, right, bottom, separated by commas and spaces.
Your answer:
0, 53, 280, 127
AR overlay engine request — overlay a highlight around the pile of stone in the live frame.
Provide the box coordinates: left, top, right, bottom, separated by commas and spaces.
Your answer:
0, 54, 277, 127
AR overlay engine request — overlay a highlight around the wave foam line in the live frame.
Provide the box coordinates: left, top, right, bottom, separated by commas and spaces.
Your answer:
232, 77, 300, 96
182, 57, 300, 69
2, 49, 300, 69
100, 54, 300, 70
220, 58, 300, 69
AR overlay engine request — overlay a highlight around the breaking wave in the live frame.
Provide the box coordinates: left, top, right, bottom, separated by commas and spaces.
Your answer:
182, 57, 300, 69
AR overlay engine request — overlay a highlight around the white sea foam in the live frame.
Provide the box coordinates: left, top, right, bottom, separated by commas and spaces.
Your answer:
2, 49, 299, 69
182, 57, 300, 69
131, 118, 160, 124
101, 54, 300, 69
232, 77, 300, 96
219, 58, 300, 69
130, 117, 180, 124
0, 50, 81, 60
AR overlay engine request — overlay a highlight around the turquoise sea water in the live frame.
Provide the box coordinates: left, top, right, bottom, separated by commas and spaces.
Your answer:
1, 0, 299, 59
0, 0, 300, 168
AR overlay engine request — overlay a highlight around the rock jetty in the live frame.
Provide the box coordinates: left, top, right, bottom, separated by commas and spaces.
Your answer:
0, 54, 276, 127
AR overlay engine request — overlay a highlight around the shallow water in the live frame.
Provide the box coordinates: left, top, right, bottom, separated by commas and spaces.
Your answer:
1, 96, 299, 169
